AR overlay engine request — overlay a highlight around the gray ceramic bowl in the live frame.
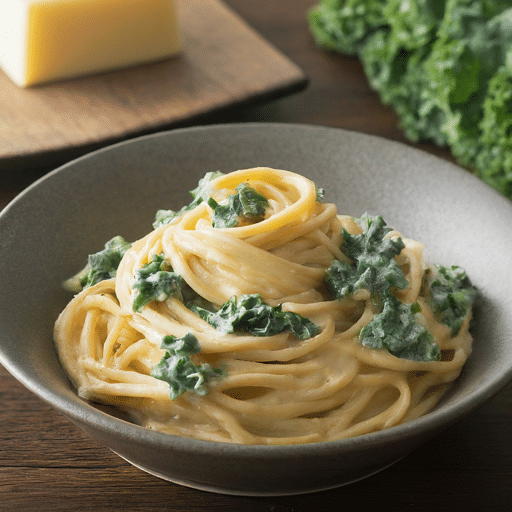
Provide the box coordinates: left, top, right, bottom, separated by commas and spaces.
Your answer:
1, 124, 512, 496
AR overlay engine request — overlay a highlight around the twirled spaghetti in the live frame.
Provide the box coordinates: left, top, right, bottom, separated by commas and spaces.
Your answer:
55, 167, 475, 445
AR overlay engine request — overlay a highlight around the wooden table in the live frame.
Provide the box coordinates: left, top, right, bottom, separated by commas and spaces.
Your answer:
1, 1, 511, 510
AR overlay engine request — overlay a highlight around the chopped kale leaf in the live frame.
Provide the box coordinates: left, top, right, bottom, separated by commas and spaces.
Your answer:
192, 294, 319, 339
208, 183, 269, 228
325, 214, 408, 299
325, 213, 440, 362
153, 171, 224, 228
153, 209, 180, 230
80, 236, 132, 289
360, 296, 440, 362
150, 333, 223, 400
132, 254, 184, 312
428, 265, 478, 335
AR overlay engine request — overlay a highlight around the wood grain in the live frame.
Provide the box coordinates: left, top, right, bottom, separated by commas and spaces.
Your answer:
0, 0, 306, 163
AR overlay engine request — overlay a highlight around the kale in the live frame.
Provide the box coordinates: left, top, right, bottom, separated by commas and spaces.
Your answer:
325, 214, 408, 298
325, 214, 440, 362
360, 297, 440, 361
475, 63, 512, 197
308, 0, 388, 56
150, 333, 223, 400
208, 183, 269, 228
192, 294, 319, 339
80, 236, 132, 289
131, 254, 184, 312
417, 1, 512, 168
428, 265, 478, 335
154, 172, 321, 229
308, 0, 512, 201
153, 171, 224, 228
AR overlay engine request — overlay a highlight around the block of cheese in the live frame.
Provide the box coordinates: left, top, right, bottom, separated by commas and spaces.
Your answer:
0, 0, 181, 87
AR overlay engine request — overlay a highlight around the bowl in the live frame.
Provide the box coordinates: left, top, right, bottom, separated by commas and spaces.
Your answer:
1, 123, 512, 496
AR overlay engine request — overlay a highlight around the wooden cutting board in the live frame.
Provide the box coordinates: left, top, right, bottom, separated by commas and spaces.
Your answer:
0, 0, 307, 168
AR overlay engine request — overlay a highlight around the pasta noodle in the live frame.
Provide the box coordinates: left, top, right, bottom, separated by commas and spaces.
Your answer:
54, 167, 475, 445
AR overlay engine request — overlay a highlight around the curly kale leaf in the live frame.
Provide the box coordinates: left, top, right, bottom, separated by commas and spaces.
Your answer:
360, 0, 445, 122
416, 2, 510, 167
393, 2, 512, 170
79, 236, 132, 289
192, 294, 319, 339
131, 254, 184, 312
428, 265, 478, 335
360, 29, 447, 145
360, 297, 440, 361
308, 0, 388, 56
150, 333, 223, 400
384, 0, 446, 50
153, 171, 224, 228
325, 214, 408, 298
208, 183, 269, 228
475, 63, 512, 197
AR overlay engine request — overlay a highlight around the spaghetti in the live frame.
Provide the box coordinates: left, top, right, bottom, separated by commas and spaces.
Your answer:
55, 167, 476, 445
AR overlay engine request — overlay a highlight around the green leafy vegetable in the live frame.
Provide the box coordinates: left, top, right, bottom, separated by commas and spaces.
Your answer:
208, 183, 269, 228
325, 214, 408, 298
150, 333, 222, 400
308, 0, 387, 56
308, 0, 512, 200
360, 296, 440, 361
428, 265, 478, 335
475, 63, 512, 197
325, 214, 440, 361
383, 0, 445, 51
192, 294, 319, 339
153, 171, 224, 228
131, 254, 184, 312
79, 236, 132, 289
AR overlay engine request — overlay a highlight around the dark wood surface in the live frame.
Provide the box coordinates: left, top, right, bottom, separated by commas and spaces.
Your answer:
1, 1, 511, 510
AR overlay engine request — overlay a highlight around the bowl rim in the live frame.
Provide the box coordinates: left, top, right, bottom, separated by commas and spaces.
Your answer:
2, 122, 512, 456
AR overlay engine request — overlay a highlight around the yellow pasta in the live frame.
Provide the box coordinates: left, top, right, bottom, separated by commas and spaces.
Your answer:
54, 167, 475, 445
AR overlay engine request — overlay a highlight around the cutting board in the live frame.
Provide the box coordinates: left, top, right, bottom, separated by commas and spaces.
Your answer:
0, 0, 307, 168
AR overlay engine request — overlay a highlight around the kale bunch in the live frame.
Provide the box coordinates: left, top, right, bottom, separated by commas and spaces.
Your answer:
309, 0, 512, 199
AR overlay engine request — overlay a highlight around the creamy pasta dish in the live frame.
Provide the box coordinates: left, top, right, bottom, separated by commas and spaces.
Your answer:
55, 167, 477, 445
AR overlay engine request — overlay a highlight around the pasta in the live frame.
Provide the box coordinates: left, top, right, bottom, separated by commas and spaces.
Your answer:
54, 167, 476, 445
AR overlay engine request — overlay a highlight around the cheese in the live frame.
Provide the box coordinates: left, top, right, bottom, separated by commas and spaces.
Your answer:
0, 0, 181, 87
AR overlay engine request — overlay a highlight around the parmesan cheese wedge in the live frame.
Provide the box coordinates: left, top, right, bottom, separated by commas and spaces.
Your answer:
0, 0, 181, 87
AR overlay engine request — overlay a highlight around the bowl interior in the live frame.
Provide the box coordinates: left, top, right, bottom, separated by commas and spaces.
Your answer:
1, 123, 512, 489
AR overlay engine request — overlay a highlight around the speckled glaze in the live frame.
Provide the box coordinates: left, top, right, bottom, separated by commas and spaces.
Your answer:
1, 124, 512, 495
